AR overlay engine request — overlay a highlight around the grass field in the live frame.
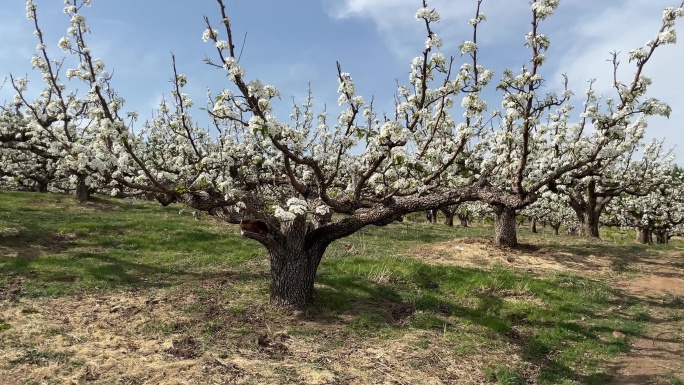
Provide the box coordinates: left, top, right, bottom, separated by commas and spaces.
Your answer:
1, 190, 683, 384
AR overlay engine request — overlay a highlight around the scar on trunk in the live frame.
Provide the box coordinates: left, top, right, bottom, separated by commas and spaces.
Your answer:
240, 219, 269, 236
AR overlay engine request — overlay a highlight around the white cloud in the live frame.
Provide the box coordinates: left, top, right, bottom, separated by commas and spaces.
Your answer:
326, 0, 531, 59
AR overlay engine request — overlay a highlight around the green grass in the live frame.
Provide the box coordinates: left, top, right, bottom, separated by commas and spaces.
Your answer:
0, 190, 263, 296
484, 364, 524, 385
1, 190, 682, 384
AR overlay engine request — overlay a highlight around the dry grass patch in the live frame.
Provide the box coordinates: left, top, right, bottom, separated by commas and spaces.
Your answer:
1, 282, 531, 385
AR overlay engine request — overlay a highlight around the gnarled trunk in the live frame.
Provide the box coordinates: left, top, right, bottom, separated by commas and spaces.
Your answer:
240, 218, 330, 308
565, 181, 610, 239
493, 205, 517, 247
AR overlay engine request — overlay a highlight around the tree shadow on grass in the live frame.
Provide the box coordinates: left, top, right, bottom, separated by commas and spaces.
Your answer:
307, 261, 654, 384
1, 250, 268, 292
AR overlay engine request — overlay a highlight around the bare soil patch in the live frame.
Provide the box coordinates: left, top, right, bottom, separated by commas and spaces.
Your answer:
608, 261, 684, 384
417, 237, 618, 276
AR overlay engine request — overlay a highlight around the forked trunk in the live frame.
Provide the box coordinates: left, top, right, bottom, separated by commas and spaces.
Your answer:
36, 181, 48, 193
241, 218, 329, 308
458, 215, 469, 227
566, 182, 608, 239
494, 205, 517, 247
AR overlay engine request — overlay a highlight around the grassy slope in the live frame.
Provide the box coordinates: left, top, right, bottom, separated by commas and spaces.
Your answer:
1, 190, 681, 384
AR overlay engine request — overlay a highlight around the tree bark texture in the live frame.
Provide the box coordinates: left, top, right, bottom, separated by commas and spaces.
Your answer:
241, 218, 329, 308
268, 243, 325, 308
494, 205, 518, 247
578, 209, 600, 238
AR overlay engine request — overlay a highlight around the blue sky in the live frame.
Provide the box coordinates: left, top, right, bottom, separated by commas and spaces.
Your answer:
2, 0, 683, 160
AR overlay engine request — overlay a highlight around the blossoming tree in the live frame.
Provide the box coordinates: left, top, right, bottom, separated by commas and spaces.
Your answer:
550, 139, 675, 238
0, 1, 119, 201
603, 160, 684, 244
12, 0, 684, 307
470, 2, 683, 246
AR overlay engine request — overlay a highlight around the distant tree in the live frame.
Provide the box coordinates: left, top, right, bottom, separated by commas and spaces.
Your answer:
605, 154, 684, 244
551, 140, 674, 238
521, 189, 577, 236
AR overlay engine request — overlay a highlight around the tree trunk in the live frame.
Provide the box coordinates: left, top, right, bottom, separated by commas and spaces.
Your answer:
444, 212, 454, 227
529, 218, 537, 233
430, 209, 438, 223
654, 229, 669, 244
635, 227, 650, 244
75, 176, 90, 203
578, 209, 600, 238
36, 181, 48, 193
268, 243, 325, 308
552, 223, 560, 236
493, 205, 517, 247
240, 218, 329, 308
458, 215, 469, 227
564, 181, 610, 239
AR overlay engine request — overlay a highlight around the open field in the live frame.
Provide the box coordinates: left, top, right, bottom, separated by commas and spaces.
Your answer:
1, 191, 683, 384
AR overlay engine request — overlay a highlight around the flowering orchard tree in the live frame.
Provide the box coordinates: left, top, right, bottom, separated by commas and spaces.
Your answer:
15, 0, 684, 307
604, 160, 684, 244
470, 2, 684, 247
550, 139, 675, 238
0, 109, 56, 192
0, 1, 123, 201
521, 189, 578, 235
